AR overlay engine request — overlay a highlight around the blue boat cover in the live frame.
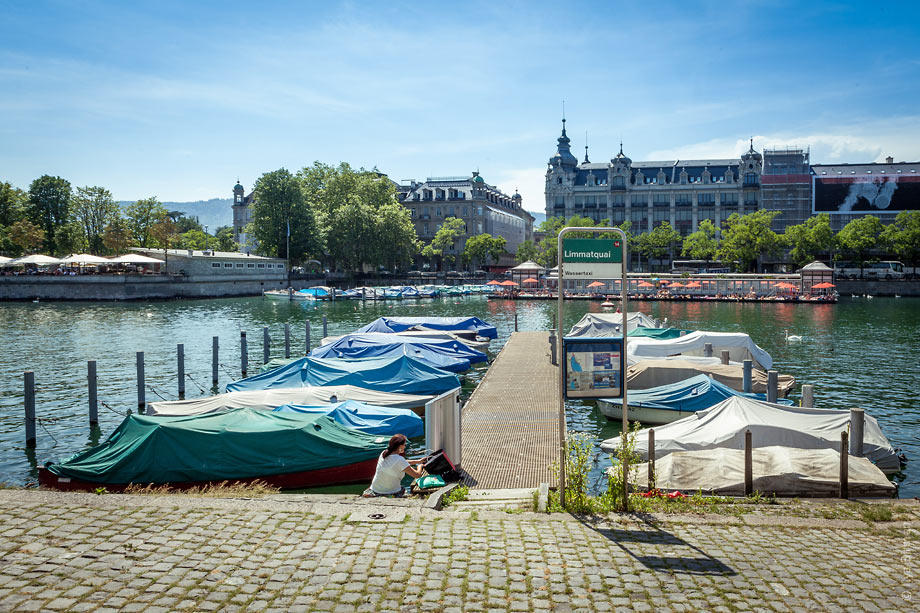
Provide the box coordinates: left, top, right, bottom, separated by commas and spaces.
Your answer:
299, 287, 329, 297
226, 354, 460, 395
274, 400, 423, 438
310, 333, 487, 372
355, 316, 498, 339
602, 374, 793, 412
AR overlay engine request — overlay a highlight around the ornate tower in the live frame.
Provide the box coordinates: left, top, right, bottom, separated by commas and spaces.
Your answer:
545, 118, 579, 219
232, 179, 247, 245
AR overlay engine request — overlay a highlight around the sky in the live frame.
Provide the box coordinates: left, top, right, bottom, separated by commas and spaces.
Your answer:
2, 0, 919, 213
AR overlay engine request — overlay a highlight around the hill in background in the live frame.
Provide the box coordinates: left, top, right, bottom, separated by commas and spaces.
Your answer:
119, 198, 233, 231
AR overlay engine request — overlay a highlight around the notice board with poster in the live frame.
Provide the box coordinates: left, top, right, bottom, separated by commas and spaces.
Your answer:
562, 337, 624, 400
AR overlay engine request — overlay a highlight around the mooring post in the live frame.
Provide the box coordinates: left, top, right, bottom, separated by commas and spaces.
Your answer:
322, 315, 328, 338
514, 311, 518, 332
849, 408, 865, 457
840, 430, 849, 499
212, 336, 219, 385
177, 344, 185, 398
704, 342, 713, 358
362, 287, 366, 303
288, 287, 293, 301
720, 350, 730, 365
549, 330, 557, 365
88, 360, 98, 425
24, 371, 35, 448
742, 360, 753, 393
305, 320, 311, 354
284, 324, 291, 358
744, 429, 753, 496
240, 331, 248, 376
648, 428, 655, 491
767, 370, 778, 403
263, 326, 270, 364
801, 384, 814, 408
136, 351, 145, 409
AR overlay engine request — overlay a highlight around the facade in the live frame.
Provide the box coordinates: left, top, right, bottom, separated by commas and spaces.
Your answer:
398, 172, 535, 268
544, 120, 762, 237
232, 180, 254, 253
761, 147, 812, 233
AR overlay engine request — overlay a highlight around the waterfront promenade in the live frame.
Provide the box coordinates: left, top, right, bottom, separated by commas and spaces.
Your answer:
0, 490, 915, 612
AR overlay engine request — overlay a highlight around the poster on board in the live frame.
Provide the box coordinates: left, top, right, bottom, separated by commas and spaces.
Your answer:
563, 337, 624, 400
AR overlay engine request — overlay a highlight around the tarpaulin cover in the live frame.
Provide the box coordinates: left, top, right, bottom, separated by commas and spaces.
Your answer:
355, 316, 498, 339
310, 333, 487, 372
259, 357, 298, 374
567, 312, 659, 336
273, 400, 423, 438
629, 446, 896, 497
226, 355, 460, 396
601, 374, 792, 413
43, 408, 388, 485
147, 385, 434, 416
626, 330, 773, 370
601, 395, 901, 473
626, 359, 795, 397
320, 330, 490, 352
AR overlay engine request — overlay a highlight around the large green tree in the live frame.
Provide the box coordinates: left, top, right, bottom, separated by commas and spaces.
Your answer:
326, 197, 377, 272
422, 217, 466, 268
102, 217, 132, 254
251, 168, 318, 262
639, 221, 682, 269
7, 219, 45, 254
681, 219, 718, 262
717, 210, 782, 272
28, 175, 71, 254
213, 226, 238, 252
880, 210, 920, 272
465, 233, 507, 269
783, 213, 836, 268
375, 202, 418, 271
0, 181, 28, 254
514, 239, 540, 265
124, 197, 167, 248
837, 215, 883, 274
72, 186, 120, 254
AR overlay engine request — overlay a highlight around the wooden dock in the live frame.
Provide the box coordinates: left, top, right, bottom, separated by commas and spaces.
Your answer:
461, 331, 559, 489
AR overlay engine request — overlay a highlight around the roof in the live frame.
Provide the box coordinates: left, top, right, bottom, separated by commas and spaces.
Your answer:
131, 248, 285, 262
811, 162, 920, 175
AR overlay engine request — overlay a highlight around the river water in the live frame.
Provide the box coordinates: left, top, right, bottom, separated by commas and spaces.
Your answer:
0, 295, 917, 497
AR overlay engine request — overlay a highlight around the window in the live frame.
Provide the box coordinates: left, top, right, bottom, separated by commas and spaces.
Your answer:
653, 194, 670, 207
223, 263, 233, 268
612, 176, 626, 189
247, 263, 255, 268
675, 193, 692, 206
211, 262, 221, 268
235, 263, 244, 268
554, 196, 564, 207
257, 263, 265, 269
611, 195, 624, 207
744, 173, 759, 186
436, 208, 442, 217
653, 208, 669, 223
720, 193, 738, 206
698, 193, 715, 205
631, 195, 645, 206
630, 209, 645, 224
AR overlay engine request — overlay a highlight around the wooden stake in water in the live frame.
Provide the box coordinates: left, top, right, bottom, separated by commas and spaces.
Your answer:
840, 430, 849, 499
744, 429, 753, 496
322, 315, 328, 338
849, 408, 865, 457
767, 370, 778, 403
88, 360, 98, 425
263, 327, 270, 364
742, 360, 752, 393
177, 344, 185, 398
801, 384, 814, 408
305, 320, 311, 355
136, 351, 145, 409
24, 371, 35, 448
240, 331, 248, 376
284, 324, 291, 358
212, 336, 219, 385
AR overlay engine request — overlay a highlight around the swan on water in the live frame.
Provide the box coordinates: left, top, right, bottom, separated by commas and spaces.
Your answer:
784, 329, 803, 342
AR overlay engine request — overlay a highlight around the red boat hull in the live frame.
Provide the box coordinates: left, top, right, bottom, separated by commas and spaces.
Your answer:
38, 457, 379, 492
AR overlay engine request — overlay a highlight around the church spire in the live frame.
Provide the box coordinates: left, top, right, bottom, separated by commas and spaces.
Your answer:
583, 131, 590, 163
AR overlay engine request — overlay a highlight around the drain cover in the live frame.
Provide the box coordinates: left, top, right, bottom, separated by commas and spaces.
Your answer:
368, 513, 386, 519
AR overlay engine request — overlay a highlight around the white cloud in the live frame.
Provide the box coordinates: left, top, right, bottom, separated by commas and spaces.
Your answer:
493, 167, 547, 215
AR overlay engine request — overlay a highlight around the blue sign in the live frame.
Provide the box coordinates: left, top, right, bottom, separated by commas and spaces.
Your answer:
562, 337, 624, 400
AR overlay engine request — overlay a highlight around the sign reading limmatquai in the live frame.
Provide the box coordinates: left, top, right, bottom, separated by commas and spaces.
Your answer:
561, 238, 623, 278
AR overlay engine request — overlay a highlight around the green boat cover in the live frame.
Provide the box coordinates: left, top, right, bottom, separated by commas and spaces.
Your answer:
43, 408, 388, 485
629, 327, 691, 339
259, 357, 299, 374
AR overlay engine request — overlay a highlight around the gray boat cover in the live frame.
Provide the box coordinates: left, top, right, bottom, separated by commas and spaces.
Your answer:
627, 331, 773, 370
626, 359, 795, 397
600, 395, 901, 473
628, 446, 895, 497
567, 312, 660, 336
147, 385, 435, 417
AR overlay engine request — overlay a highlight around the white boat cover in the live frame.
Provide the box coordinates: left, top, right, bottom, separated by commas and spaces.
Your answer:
146, 385, 434, 416
567, 312, 660, 336
629, 446, 895, 497
320, 330, 489, 351
626, 330, 773, 370
600, 395, 901, 473
626, 359, 795, 397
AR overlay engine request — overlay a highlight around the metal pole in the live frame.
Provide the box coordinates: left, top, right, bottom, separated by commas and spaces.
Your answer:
801, 384, 814, 408
88, 360, 98, 425
177, 344, 185, 398
849, 408, 865, 457
742, 360, 752, 393
557, 237, 566, 508
240, 331, 248, 376
212, 336, 219, 386
767, 370, 778, 403
621, 231, 629, 512
549, 330, 557, 365
284, 324, 291, 358
136, 351, 145, 409
322, 315, 328, 339
720, 350, 730, 365
24, 371, 35, 447
263, 326, 270, 364
744, 429, 753, 496
840, 430, 849, 499
305, 320, 311, 355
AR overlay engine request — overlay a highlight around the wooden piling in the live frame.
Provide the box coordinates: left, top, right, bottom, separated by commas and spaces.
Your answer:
305, 320, 311, 354
240, 331, 248, 376
704, 342, 713, 358
849, 408, 865, 457
177, 344, 185, 397
284, 324, 291, 359
212, 336, 219, 385
767, 370, 778, 403
648, 428, 655, 490
322, 315, 328, 338
24, 371, 35, 448
744, 429, 753, 496
514, 311, 518, 332
88, 360, 98, 425
549, 330, 557, 365
801, 384, 814, 408
136, 351, 145, 409
742, 360, 752, 393
840, 430, 849, 499
263, 326, 270, 364
720, 349, 730, 365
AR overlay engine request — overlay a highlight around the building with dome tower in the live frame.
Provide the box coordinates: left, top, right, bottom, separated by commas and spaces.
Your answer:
544, 119, 762, 238
231, 180, 255, 253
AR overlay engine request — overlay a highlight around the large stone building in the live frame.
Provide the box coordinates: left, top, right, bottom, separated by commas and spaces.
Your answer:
544, 120, 762, 237
231, 180, 254, 253
398, 172, 535, 268
761, 147, 812, 233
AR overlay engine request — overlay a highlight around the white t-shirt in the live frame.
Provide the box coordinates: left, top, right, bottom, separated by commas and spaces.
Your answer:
370, 452, 410, 495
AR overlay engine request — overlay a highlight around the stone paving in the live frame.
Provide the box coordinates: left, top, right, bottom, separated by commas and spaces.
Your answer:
0, 491, 916, 612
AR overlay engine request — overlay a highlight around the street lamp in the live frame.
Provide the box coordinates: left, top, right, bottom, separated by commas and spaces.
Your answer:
204, 225, 209, 252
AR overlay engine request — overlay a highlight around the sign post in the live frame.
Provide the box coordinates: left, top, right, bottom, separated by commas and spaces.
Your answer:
557, 228, 628, 509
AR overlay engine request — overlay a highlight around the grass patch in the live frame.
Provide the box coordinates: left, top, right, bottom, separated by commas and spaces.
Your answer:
122, 480, 280, 497
442, 484, 469, 507
858, 504, 893, 523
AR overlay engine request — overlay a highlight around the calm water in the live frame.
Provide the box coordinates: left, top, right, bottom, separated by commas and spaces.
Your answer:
1, 295, 917, 496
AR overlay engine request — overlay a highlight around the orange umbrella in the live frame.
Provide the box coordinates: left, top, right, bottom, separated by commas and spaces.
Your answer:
685, 281, 701, 288
587, 281, 605, 288
500, 280, 518, 287
669, 282, 684, 288
658, 279, 669, 285
522, 278, 539, 284
812, 282, 835, 289
638, 281, 653, 288
486, 280, 502, 285
775, 282, 798, 289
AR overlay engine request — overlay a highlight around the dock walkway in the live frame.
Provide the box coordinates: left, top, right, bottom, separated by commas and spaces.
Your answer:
461, 331, 559, 489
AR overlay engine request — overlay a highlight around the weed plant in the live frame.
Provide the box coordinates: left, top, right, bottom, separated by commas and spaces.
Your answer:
442, 484, 469, 507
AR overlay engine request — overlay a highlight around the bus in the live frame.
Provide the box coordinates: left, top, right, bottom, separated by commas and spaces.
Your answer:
834, 261, 904, 280
670, 260, 734, 274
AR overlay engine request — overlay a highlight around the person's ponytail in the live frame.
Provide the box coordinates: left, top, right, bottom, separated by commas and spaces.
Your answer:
382, 434, 407, 459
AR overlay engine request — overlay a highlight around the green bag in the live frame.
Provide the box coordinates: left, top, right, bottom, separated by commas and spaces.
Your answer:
416, 475, 446, 490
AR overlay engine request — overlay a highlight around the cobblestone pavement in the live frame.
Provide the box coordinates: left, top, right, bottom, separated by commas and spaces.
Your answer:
0, 491, 916, 612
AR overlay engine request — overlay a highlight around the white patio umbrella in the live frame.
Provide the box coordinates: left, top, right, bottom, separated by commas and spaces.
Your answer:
59, 253, 110, 265
8, 254, 62, 266
0, 256, 12, 266
108, 254, 164, 265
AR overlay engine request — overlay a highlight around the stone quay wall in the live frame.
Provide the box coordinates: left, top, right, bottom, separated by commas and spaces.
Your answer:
834, 279, 920, 296
0, 274, 288, 301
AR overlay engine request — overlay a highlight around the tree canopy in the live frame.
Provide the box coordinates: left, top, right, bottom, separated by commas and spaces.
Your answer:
783, 213, 836, 269
124, 197, 167, 248
880, 211, 920, 268
72, 186, 120, 254
716, 210, 782, 272
422, 217, 466, 267
465, 233, 507, 268
681, 219, 718, 261
250, 168, 319, 262
837, 215, 883, 271
28, 175, 71, 255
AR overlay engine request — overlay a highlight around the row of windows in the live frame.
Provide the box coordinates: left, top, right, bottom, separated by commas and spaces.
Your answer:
210, 262, 285, 270
411, 206, 485, 218
565, 193, 746, 207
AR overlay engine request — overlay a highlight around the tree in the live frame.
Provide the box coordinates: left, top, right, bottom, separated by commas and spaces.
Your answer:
466, 233, 507, 269
515, 239, 540, 265
717, 210, 782, 272
375, 203, 418, 272
326, 197, 377, 272
55, 221, 86, 255
880, 211, 920, 272
178, 229, 208, 250
27, 175, 71, 254
640, 222, 682, 269
150, 217, 180, 252
783, 213, 836, 269
102, 217, 132, 254
250, 168, 319, 262
124, 197, 167, 248
422, 217, 466, 268
7, 219, 45, 254
213, 226, 238, 252
533, 215, 598, 268
837, 215, 883, 275
681, 219, 718, 262
0, 181, 28, 254
72, 186, 120, 254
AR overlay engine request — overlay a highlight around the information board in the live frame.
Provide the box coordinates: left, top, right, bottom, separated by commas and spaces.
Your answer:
561, 238, 623, 279
562, 337, 624, 400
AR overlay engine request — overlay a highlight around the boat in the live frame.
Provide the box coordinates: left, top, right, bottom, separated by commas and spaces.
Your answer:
354, 316, 497, 340
226, 354, 461, 397
146, 385, 435, 416
380, 287, 403, 300
263, 289, 314, 300
310, 332, 488, 372
273, 400, 423, 438
600, 395, 904, 474
321, 329, 490, 352
597, 374, 794, 424
39, 408, 389, 492
626, 358, 795, 397
567, 312, 663, 336
627, 330, 774, 370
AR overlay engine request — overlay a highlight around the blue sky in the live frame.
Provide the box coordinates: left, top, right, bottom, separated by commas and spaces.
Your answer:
2, 0, 918, 212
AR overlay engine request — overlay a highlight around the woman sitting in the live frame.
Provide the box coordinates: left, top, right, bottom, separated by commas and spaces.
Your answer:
365, 434, 426, 497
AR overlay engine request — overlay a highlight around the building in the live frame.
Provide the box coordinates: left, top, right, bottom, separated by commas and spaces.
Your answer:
398, 172, 535, 268
231, 180, 254, 253
544, 120, 762, 237
761, 147, 812, 233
